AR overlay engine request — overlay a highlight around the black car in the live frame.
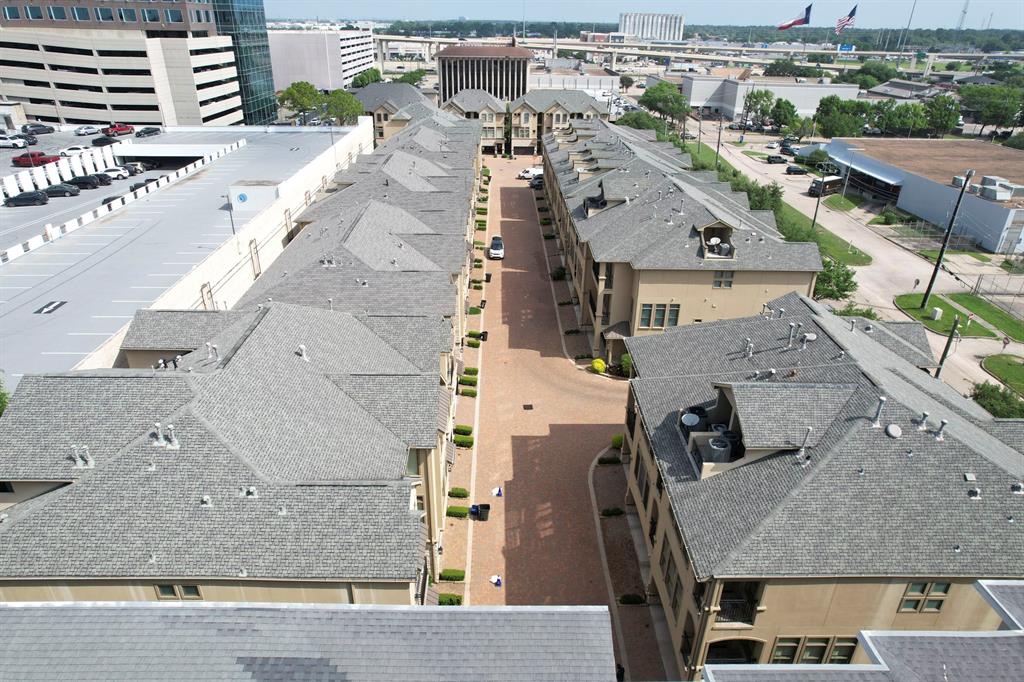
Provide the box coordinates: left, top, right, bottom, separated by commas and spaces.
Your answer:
130, 178, 158, 192
780, 147, 796, 156
67, 175, 101, 190
21, 123, 55, 135
785, 165, 808, 175
766, 155, 787, 164
12, 133, 38, 145
91, 136, 117, 147
135, 127, 161, 138
43, 183, 81, 197
529, 176, 544, 189
101, 195, 123, 206
93, 173, 112, 186
4, 190, 48, 207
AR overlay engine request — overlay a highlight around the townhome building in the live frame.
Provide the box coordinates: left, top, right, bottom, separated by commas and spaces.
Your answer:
621, 291, 1024, 679
353, 81, 433, 143
542, 120, 821, 363
0, 101, 484, 605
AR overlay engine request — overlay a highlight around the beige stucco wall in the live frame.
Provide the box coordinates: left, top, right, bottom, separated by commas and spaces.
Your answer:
0, 481, 64, 511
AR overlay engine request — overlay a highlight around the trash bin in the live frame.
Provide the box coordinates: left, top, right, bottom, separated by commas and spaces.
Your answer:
480, 331, 489, 341
479, 299, 487, 309
470, 504, 479, 516
485, 273, 492, 283
477, 504, 491, 521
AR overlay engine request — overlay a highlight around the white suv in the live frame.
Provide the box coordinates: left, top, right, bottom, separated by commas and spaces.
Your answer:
487, 235, 505, 260
60, 145, 89, 157
100, 166, 130, 180
0, 134, 27, 149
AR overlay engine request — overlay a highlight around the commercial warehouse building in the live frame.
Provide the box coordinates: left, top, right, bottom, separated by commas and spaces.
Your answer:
825, 138, 1024, 254
268, 29, 375, 91
649, 73, 860, 119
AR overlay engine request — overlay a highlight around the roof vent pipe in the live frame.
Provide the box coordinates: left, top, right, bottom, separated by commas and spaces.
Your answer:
850, 319, 856, 332
788, 322, 797, 347
298, 344, 309, 362
744, 338, 753, 358
935, 419, 949, 441
328, 298, 333, 311
871, 396, 887, 428
173, 355, 182, 369
917, 411, 930, 430
81, 445, 92, 468
158, 358, 166, 370
153, 422, 164, 445
206, 342, 213, 360
211, 344, 219, 360
166, 424, 179, 449
778, 308, 785, 318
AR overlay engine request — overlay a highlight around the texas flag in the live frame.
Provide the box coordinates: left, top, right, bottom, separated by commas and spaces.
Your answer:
778, 4, 813, 30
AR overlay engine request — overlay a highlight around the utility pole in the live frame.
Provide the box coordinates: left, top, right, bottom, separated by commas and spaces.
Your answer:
714, 114, 723, 170
921, 169, 975, 309
841, 148, 863, 199
811, 185, 823, 231
935, 314, 960, 379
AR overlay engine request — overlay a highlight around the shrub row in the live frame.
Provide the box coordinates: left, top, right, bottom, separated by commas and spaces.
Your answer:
453, 435, 474, 448
454, 424, 474, 436
440, 568, 466, 581
466, 338, 481, 348
460, 387, 478, 397
446, 505, 469, 518
476, 207, 488, 215
458, 375, 478, 386
449, 486, 470, 498
439, 593, 463, 606
468, 306, 481, 315
598, 454, 621, 465
601, 507, 624, 517
611, 433, 624, 449
467, 330, 482, 338
464, 367, 479, 375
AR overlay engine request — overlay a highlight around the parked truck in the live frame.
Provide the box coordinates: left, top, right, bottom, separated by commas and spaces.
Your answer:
808, 175, 843, 197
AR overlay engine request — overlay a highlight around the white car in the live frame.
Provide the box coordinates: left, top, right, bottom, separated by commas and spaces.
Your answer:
60, 145, 89, 157
766, 142, 779, 149
518, 167, 542, 180
487, 235, 505, 260
100, 166, 130, 180
74, 125, 100, 136
0, 134, 27, 149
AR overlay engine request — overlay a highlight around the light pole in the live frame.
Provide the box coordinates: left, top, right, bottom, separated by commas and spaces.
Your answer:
811, 185, 824, 231
921, 169, 974, 309
841, 147, 864, 199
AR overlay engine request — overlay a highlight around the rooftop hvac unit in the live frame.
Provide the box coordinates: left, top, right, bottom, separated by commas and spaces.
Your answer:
952, 175, 968, 188
711, 423, 728, 435
707, 437, 731, 463
967, 184, 979, 194
1008, 184, 1024, 198
980, 185, 1012, 201
723, 430, 745, 458
981, 175, 1008, 187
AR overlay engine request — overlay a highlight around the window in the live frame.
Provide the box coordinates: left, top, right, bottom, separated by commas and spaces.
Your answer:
712, 270, 734, 289
799, 637, 830, 664
72, 7, 88, 21
406, 450, 419, 476
654, 304, 667, 328
668, 304, 680, 327
94, 7, 114, 22
48, 6, 67, 20
771, 636, 857, 665
119, 8, 138, 22
600, 292, 612, 326
639, 304, 652, 328
165, 9, 184, 23
658, 540, 672, 577
3, 7, 20, 19
155, 584, 178, 599
828, 638, 858, 664
522, 112, 530, 123
155, 584, 203, 600
179, 585, 202, 600
0, 481, 14, 493
770, 637, 800, 664
605, 263, 614, 289
25, 6, 43, 20
900, 582, 950, 612
142, 8, 160, 22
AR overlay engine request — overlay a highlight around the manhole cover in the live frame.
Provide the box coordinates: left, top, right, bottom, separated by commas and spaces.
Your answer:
523, 404, 533, 410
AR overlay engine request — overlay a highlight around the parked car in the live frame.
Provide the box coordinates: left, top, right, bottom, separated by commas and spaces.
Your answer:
99, 166, 130, 180
785, 165, 808, 175
13, 133, 38, 146
92, 136, 117, 147
782, 135, 799, 143
123, 162, 145, 175
529, 176, 544, 190
487, 235, 505, 260
60, 145, 90, 157
135, 126, 161, 138
728, 123, 742, 130
518, 167, 542, 180
101, 195, 123, 206
12, 151, 60, 167
766, 142, 779, 149
0, 134, 27, 149
93, 173, 112, 186
43, 183, 81, 197
4, 190, 48, 207
74, 125, 101, 136
683, 131, 697, 140
130, 177, 158, 192
766, 155, 787, 164
780, 147, 796, 156
21, 123, 55, 135
67, 175, 101, 190
102, 123, 134, 136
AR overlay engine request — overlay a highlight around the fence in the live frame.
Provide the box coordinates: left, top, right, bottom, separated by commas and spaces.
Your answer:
972, 273, 1024, 319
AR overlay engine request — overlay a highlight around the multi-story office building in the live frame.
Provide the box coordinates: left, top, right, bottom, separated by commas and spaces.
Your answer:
211, 0, 274, 124
542, 120, 821, 361
0, 0, 244, 125
621, 291, 1023, 679
618, 12, 685, 42
268, 29, 374, 91
436, 44, 532, 104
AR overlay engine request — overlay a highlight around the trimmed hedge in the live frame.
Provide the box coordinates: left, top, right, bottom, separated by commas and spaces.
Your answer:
473, 240, 485, 247
464, 367, 479, 375
598, 454, 621, 465
591, 358, 607, 374
611, 433, 624, 449
476, 207, 488, 215
476, 220, 487, 228
467, 330, 483, 338
449, 486, 470, 498
454, 424, 474, 436
551, 266, 566, 281
540, 218, 552, 225
601, 507, 624, 517
453, 435, 474, 448
470, 278, 483, 284
543, 233, 555, 240
619, 593, 647, 605
458, 375, 478, 386
439, 593, 463, 606
460, 387, 478, 397
446, 505, 469, 518
440, 568, 466, 581
468, 306, 481, 315
472, 261, 481, 268
466, 338, 481, 348
472, 284, 483, 290
481, 167, 490, 176
620, 353, 633, 377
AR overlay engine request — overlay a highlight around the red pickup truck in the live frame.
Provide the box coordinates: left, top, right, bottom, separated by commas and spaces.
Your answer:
102, 123, 135, 136
11, 151, 60, 167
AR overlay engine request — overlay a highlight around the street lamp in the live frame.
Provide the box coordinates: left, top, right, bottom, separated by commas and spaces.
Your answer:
920, 169, 975, 309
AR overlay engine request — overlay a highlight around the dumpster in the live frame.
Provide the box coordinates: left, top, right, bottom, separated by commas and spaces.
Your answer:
480, 331, 489, 341
485, 273, 492, 283
477, 503, 491, 521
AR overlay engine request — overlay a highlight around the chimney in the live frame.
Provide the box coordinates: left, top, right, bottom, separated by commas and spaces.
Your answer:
935, 419, 949, 441
871, 396, 887, 427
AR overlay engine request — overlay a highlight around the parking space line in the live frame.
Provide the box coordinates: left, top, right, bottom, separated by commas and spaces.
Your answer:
91, 315, 133, 319
111, 299, 155, 303
40, 351, 91, 355
130, 286, 167, 289
67, 332, 113, 336
147, 273, 186, 277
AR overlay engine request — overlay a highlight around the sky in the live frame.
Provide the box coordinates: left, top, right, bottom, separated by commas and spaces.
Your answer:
264, 1, 1024, 30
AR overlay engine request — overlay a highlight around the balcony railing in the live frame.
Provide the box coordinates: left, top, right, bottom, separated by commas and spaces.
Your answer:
715, 599, 756, 625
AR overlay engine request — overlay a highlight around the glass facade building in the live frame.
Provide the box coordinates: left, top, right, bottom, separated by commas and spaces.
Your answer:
213, 0, 275, 124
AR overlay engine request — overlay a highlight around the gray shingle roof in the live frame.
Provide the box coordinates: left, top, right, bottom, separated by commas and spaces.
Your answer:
624, 292, 1024, 580
0, 602, 616, 681
354, 82, 430, 113
447, 88, 504, 113
513, 89, 606, 114
121, 310, 257, 351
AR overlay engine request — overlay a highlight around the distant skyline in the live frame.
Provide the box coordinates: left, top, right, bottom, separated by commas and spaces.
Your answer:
265, 0, 1024, 31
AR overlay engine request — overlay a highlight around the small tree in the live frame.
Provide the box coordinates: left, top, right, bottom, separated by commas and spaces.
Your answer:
619, 75, 634, 90
807, 148, 831, 165
396, 69, 426, 85
614, 111, 666, 135
351, 68, 382, 89
769, 98, 798, 129
0, 378, 8, 417
971, 382, 1024, 418
813, 259, 858, 301
784, 116, 815, 142
743, 88, 775, 124
925, 94, 960, 135
639, 81, 688, 128
277, 81, 323, 116
323, 88, 362, 125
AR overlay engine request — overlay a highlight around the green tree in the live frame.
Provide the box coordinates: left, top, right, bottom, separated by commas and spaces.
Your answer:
960, 84, 1023, 134
743, 89, 774, 124
971, 382, 1024, 418
1005, 134, 1024, 150
763, 60, 824, 78
807, 148, 831, 165
638, 81, 689, 127
323, 89, 363, 125
619, 75, 634, 90
277, 81, 323, 115
817, 110, 864, 138
813, 259, 858, 301
351, 68, 382, 89
0, 378, 8, 417
395, 69, 426, 85
614, 111, 667, 135
925, 94, 960, 135
784, 116, 815, 142
769, 98, 798, 128
944, 61, 962, 71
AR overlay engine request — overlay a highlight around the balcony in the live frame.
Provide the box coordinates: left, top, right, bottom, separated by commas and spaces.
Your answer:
715, 599, 756, 625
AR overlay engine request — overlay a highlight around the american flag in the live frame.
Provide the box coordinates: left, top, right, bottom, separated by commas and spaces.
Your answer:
835, 5, 857, 35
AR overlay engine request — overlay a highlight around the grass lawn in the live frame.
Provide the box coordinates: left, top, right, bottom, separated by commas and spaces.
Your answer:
982, 355, 1024, 394
742, 150, 768, 159
823, 194, 863, 211
728, 140, 747, 147
917, 248, 992, 263
690, 141, 737, 173
947, 293, 1024, 342
894, 293, 997, 338
1000, 259, 1024, 275
776, 202, 872, 266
